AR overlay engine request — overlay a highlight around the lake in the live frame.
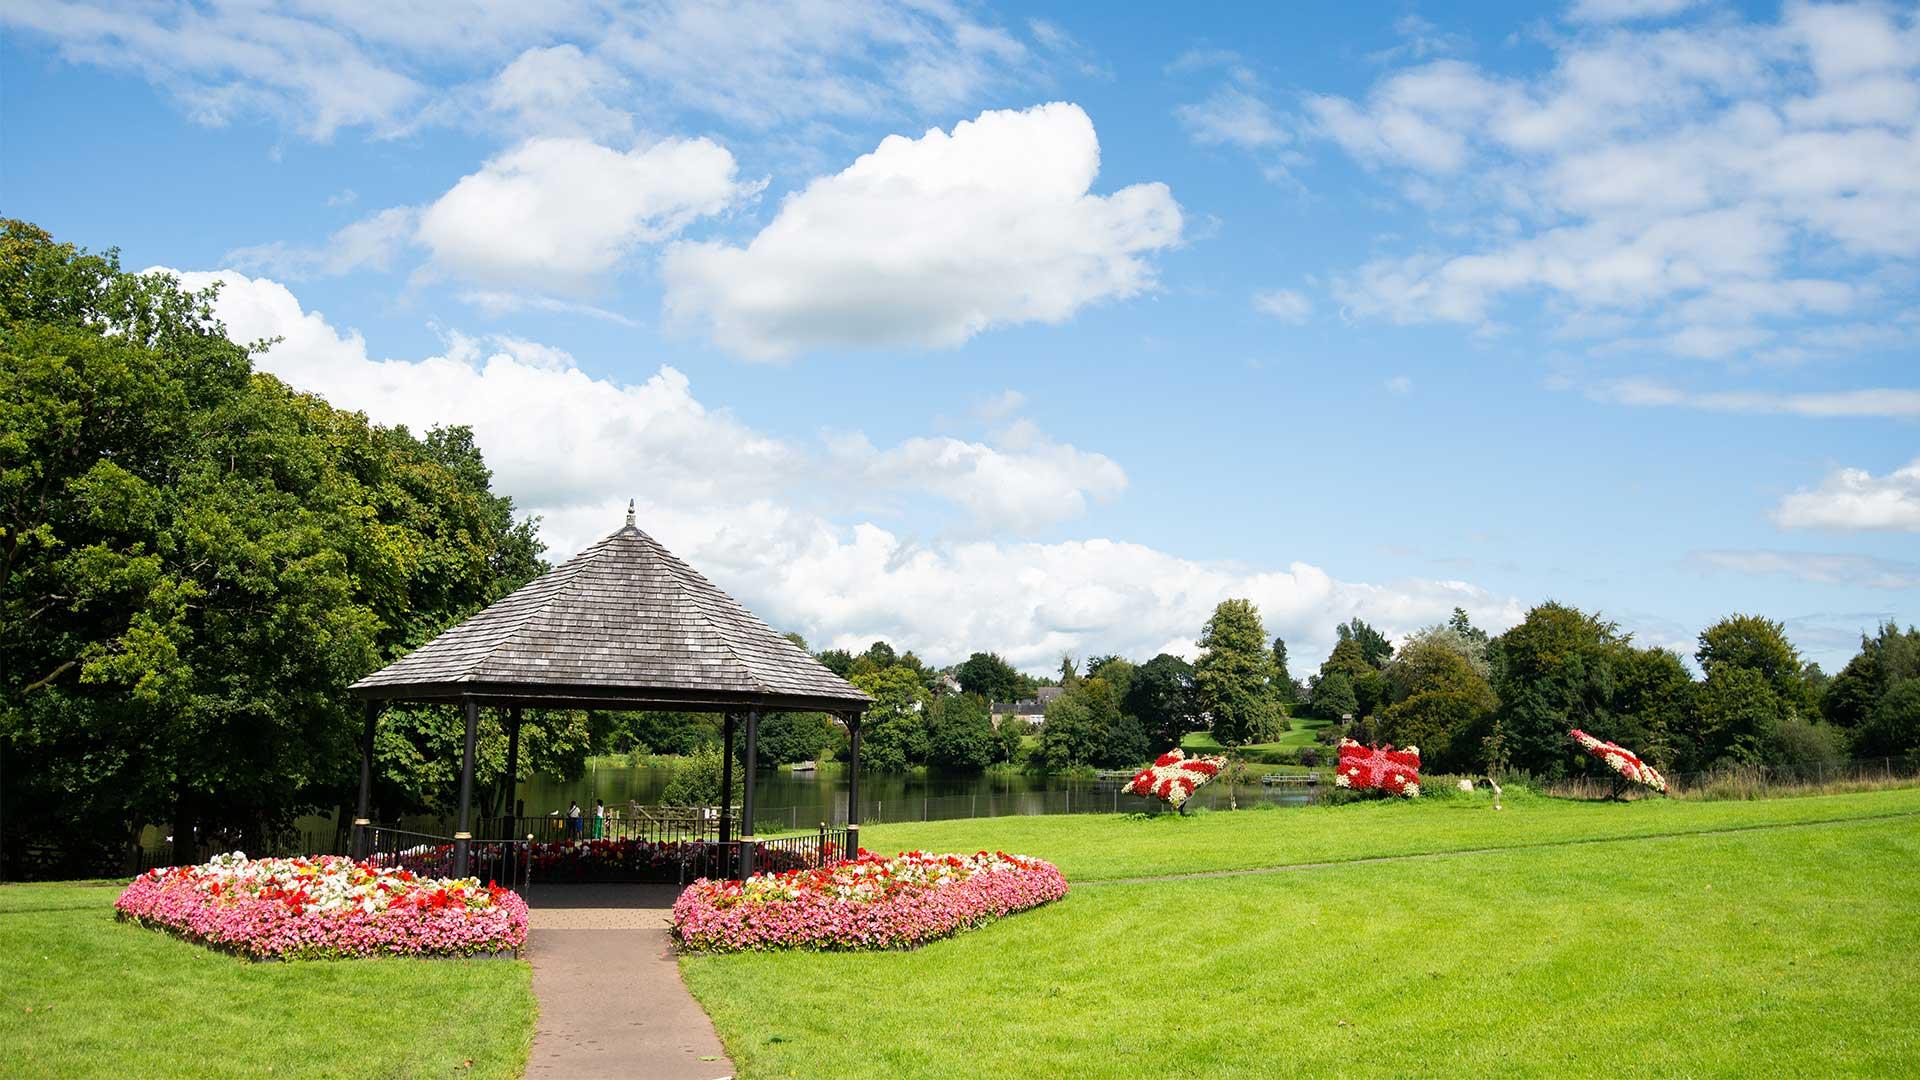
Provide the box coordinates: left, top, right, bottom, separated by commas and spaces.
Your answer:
510, 759, 1316, 831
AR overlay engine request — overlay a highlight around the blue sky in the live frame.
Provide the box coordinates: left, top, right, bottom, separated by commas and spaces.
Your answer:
5, 0, 1916, 674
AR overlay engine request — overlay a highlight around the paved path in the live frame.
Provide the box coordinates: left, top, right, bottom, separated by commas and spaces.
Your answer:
524, 884, 734, 1080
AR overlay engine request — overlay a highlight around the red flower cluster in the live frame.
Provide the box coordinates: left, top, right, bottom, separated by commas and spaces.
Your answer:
1335, 738, 1422, 797
1124, 749, 1225, 809
1569, 729, 1669, 794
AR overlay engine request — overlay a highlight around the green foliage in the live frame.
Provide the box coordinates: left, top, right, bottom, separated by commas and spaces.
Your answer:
1488, 602, 1623, 776
1856, 679, 1920, 758
926, 693, 996, 769
1124, 653, 1195, 750
1307, 670, 1358, 722
955, 651, 1024, 702
755, 712, 842, 766
1194, 599, 1281, 748
0, 221, 546, 872
1336, 618, 1394, 668
659, 744, 744, 807
1317, 637, 1387, 718
1269, 637, 1297, 704
1767, 715, 1849, 775
816, 648, 855, 677
1697, 614, 1813, 715
1823, 622, 1920, 733
850, 665, 930, 771
1608, 647, 1693, 768
1377, 634, 1497, 771
1691, 666, 1785, 766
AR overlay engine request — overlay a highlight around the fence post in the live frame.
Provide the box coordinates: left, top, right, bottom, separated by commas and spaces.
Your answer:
923, 796, 928, 822
972, 794, 978, 817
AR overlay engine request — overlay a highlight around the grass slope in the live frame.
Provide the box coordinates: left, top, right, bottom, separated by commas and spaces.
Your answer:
0, 884, 535, 1080
855, 785, 1920, 881
686, 789, 1920, 1078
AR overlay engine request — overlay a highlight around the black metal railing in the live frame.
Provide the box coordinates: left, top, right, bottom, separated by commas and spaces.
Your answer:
360, 827, 532, 893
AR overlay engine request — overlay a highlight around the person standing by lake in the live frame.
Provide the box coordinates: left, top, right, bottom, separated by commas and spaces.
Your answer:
593, 799, 605, 839
567, 800, 582, 838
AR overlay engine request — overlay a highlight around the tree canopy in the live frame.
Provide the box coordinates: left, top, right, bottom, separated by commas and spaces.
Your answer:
1194, 599, 1281, 748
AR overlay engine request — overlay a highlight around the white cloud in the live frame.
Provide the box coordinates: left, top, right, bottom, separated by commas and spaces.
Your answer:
1305, 3, 1920, 364
480, 44, 632, 140
1774, 458, 1920, 532
1586, 379, 1920, 418
2, 1, 1047, 140
1253, 288, 1312, 324
662, 103, 1183, 359
1568, 0, 1701, 23
167, 266, 1524, 672
1692, 549, 1920, 589
225, 207, 418, 279
1176, 86, 1289, 149
1385, 375, 1414, 395
840, 420, 1128, 531
418, 136, 760, 289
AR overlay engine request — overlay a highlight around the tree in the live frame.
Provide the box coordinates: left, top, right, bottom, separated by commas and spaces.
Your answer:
1308, 671, 1358, 722
815, 648, 855, 678
1270, 637, 1297, 705
1697, 614, 1813, 716
1125, 653, 1196, 750
0, 222, 548, 873
1194, 599, 1281, 747
1377, 634, 1497, 771
926, 693, 996, 769
1823, 622, 1920, 731
848, 666, 929, 771
1609, 647, 1693, 769
1337, 618, 1394, 669
754, 712, 840, 766
1488, 602, 1624, 776
1690, 666, 1784, 766
1855, 679, 1920, 758
659, 745, 743, 807
955, 651, 1022, 702
1318, 638, 1387, 718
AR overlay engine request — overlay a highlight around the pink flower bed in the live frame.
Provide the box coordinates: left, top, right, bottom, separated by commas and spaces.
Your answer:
115, 852, 529, 960
672, 850, 1068, 953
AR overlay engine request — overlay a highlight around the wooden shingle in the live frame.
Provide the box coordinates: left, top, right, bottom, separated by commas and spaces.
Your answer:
349, 517, 871, 714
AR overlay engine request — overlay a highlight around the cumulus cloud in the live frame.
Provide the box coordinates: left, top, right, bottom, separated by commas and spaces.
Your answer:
225, 207, 418, 280
418, 136, 760, 288
661, 103, 1183, 358
1774, 459, 1920, 532
166, 266, 1522, 671
1176, 85, 1289, 149
1302, 3, 1920, 365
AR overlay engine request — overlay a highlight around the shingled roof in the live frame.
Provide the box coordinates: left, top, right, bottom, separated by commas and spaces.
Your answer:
349, 511, 870, 714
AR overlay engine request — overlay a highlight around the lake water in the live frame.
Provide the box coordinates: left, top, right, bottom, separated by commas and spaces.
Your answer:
510, 760, 1316, 831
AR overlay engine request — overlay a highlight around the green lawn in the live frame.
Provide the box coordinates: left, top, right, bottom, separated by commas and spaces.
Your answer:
0, 883, 535, 1080
1183, 714, 1332, 758
685, 787, 1920, 1078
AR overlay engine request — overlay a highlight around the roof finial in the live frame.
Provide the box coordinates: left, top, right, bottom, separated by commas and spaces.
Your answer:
625, 498, 636, 528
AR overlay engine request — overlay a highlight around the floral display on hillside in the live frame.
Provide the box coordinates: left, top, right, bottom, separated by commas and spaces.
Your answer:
1334, 739, 1422, 797
1124, 749, 1226, 809
672, 850, 1068, 952
1570, 729, 1669, 794
115, 852, 528, 960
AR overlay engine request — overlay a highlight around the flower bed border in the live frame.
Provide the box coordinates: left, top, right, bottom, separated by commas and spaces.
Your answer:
671, 850, 1068, 953
115, 853, 529, 962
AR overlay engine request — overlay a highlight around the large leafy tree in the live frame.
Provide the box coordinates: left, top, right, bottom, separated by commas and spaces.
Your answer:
1697, 614, 1814, 716
926, 693, 997, 770
1125, 653, 1196, 750
1690, 666, 1784, 766
1377, 633, 1497, 771
1337, 618, 1394, 669
955, 651, 1023, 702
0, 221, 546, 874
1270, 637, 1297, 705
1195, 599, 1281, 748
848, 665, 929, 770
1488, 602, 1623, 776
1823, 622, 1920, 733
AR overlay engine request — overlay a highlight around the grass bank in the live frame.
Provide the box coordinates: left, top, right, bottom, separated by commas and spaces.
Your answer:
686, 787, 1920, 1078
0, 883, 535, 1080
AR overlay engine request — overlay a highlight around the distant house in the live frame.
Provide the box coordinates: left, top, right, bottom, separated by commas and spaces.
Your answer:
989, 685, 1065, 729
